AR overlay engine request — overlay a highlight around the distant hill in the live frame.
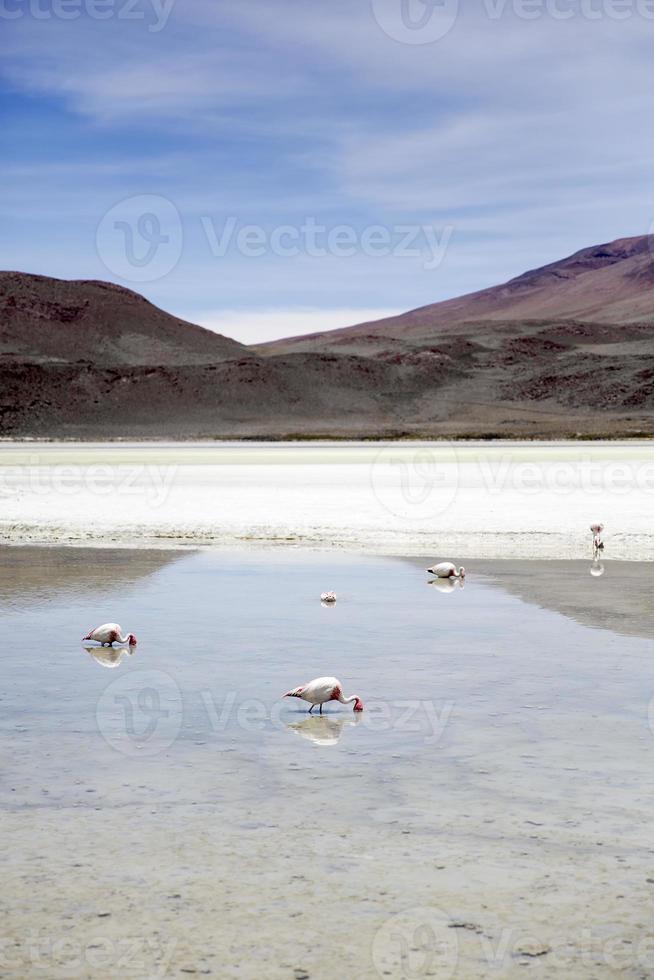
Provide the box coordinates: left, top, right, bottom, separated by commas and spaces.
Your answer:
1, 239, 654, 438
260, 235, 654, 353
0, 272, 247, 365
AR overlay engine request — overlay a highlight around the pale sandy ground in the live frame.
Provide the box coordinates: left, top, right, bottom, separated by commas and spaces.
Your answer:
2, 548, 654, 979
1, 441, 654, 558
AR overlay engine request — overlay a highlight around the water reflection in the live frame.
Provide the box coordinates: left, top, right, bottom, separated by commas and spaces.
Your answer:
428, 576, 465, 595
84, 645, 135, 669
286, 714, 362, 746
0, 546, 182, 609
590, 560, 605, 578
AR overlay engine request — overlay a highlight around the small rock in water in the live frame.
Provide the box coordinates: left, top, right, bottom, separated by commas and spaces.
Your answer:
515, 941, 550, 958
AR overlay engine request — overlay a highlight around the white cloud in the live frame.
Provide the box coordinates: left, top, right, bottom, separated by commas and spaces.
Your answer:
192, 308, 403, 345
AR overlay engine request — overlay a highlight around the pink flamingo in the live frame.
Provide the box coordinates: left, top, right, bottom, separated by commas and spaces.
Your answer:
82, 623, 137, 646
284, 676, 363, 714
590, 523, 605, 553
427, 561, 465, 579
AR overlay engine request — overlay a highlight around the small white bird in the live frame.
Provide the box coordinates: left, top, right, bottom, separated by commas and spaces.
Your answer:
82, 623, 137, 646
283, 676, 363, 714
320, 591, 337, 604
427, 561, 465, 579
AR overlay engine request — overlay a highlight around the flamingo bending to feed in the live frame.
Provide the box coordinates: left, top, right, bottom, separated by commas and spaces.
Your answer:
82, 623, 137, 646
284, 676, 363, 714
427, 561, 465, 579
320, 591, 337, 603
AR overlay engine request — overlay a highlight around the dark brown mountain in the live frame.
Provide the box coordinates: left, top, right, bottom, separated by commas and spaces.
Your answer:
0, 272, 247, 365
2, 237, 654, 438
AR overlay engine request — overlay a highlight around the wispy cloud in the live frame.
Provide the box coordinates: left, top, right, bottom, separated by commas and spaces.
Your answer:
2, 0, 654, 340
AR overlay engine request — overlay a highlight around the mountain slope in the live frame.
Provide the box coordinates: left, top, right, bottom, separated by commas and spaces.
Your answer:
2, 240, 654, 439
260, 235, 654, 354
0, 272, 248, 365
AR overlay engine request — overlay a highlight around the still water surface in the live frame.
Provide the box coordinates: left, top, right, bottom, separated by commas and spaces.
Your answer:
2, 547, 654, 978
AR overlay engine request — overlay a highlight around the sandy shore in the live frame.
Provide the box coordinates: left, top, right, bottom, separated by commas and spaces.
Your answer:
1, 440, 653, 558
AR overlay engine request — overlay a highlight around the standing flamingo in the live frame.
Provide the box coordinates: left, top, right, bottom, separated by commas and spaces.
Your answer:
82, 623, 137, 646
283, 676, 363, 714
590, 523, 605, 554
427, 561, 465, 579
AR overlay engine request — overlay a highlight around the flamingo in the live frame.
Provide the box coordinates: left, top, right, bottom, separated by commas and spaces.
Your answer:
283, 676, 363, 714
427, 561, 465, 579
320, 591, 337, 604
590, 523, 605, 553
82, 623, 137, 646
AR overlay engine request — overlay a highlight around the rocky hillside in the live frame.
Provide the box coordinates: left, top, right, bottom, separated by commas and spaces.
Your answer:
0, 272, 247, 366
2, 239, 654, 438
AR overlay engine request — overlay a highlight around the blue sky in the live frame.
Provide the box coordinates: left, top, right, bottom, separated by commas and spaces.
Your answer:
2, 0, 654, 342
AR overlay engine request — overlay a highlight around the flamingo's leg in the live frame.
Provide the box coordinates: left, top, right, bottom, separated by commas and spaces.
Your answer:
319, 704, 323, 714
308, 704, 315, 714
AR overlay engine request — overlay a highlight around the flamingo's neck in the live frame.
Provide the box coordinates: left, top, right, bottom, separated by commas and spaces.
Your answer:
338, 693, 363, 711
118, 632, 136, 645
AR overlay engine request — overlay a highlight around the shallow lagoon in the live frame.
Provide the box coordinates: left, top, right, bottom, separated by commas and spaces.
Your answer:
2, 547, 654, 978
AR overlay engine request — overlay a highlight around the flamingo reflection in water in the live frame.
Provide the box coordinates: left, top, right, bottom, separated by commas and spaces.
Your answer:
287, 713, 362, 746
84, 645, 135, 669
428, 576, 465, 594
